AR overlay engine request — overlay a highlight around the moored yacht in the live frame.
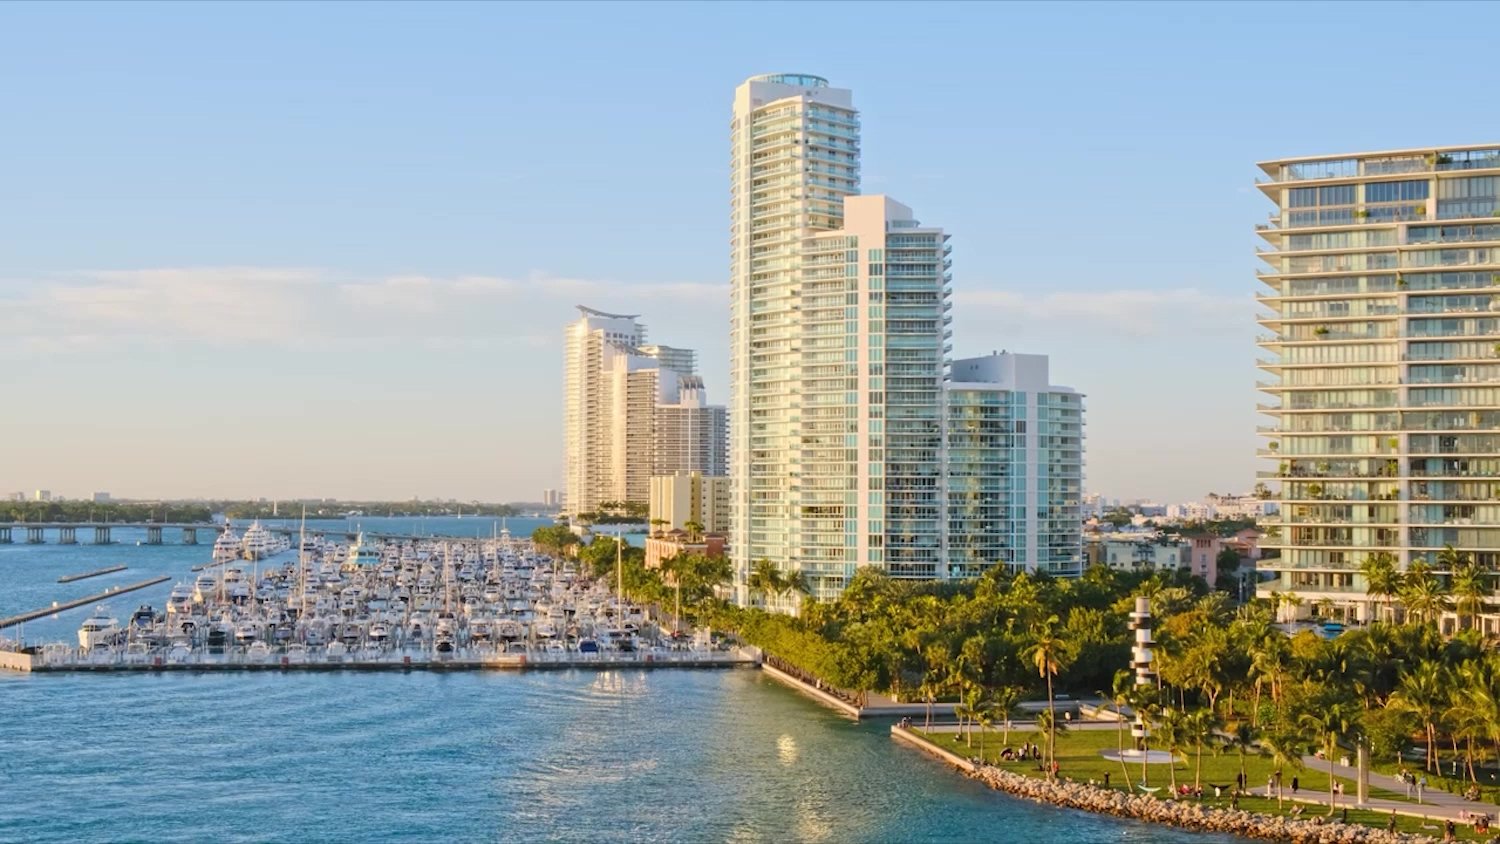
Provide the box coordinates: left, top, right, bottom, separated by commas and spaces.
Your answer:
212, 526, 242, 564
77, 607, 121, 650
242, 521, 276, 561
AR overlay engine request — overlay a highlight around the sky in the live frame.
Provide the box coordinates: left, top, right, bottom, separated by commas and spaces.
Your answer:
3, 1, 1498, 503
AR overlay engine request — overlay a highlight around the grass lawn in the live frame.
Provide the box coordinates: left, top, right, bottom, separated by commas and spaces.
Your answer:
915, 728, 1492, 841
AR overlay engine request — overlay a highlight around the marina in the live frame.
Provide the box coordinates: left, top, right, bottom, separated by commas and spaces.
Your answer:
1, 520, 744, 674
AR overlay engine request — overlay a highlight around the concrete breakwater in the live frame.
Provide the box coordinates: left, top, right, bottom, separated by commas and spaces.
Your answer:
57, 565, 129, 583
0, 575, 170, 630
891, 728, 1438, 844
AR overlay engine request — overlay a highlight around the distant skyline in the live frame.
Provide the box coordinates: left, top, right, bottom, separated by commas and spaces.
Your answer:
4, 1, 1499, 502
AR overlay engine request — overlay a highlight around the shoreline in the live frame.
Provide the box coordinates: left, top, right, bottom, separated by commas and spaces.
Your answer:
890, 726, 1441, 844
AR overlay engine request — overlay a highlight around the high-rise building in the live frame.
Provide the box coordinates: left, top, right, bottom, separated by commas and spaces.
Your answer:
1255, 145, 1500, 632
33, 490, 50, 502
563, 306, 726, 517
729, 74, 1083, 607
92, 492, 111, 503
945, 353, 1085, 579
730, 73, 861, 604
654, 377, 728, 477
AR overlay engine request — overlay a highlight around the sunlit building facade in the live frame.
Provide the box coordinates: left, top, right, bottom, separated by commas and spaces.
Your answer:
563, 306, 721, 517
1255, 145, 1500, 633
728, 74, 1084, 607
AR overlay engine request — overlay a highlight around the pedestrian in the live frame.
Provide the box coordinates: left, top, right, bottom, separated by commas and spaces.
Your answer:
1291, 776, 1299, 795
1267, 775, 1276, 799
1387, 811, 1397, 833
1419, 774, 1427, 805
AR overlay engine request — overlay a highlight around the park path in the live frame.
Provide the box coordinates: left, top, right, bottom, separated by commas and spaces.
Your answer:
1260, 755, 1489, 827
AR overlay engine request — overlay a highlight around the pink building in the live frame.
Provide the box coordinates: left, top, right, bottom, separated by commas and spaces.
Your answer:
1185, 534, 1221, 584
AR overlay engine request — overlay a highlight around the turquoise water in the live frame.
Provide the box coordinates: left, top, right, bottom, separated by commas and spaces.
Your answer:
0, 528, 1237, 843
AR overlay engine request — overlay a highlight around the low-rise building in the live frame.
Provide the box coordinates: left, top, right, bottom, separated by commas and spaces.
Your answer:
1099, 535, 1187, 573
644, 530, 727, 570
1183, 533, 1222, 585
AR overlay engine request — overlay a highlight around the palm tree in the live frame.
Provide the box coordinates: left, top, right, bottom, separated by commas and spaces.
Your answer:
682, 520, 704, 543
1109, 670, 1136, 789
1187, 707, 1221, 792
954, 698, 977, 748
1260, 725, 1306, 809
1400, 560, 1451, 627
1360, 552, 1402, 623
1224, 720, 1259, 794
782, 569, 811, 600
1026, 616, 1069, 780
1157, 708, 1188, 792
991, 686, 1022, 749
1392, 659, 1448, 773
747, 558, 782, 606
1449, 556, 1488, 632
1249, 633, 1291, 724
975, 702, 996, 757
1301, 698, 1358, 815
1128, 686, 1160, 787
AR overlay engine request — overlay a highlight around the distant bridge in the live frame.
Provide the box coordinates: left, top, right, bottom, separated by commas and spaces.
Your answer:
0, 522, 220, 545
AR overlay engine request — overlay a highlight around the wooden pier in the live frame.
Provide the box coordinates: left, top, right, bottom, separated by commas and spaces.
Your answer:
57, 565, 129, 584
0, 575, 170, 630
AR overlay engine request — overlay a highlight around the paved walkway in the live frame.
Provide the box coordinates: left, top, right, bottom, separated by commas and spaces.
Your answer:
1256, 755, 1490, 827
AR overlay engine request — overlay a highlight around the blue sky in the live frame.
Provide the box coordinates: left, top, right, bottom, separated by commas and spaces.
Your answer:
2, 1, 1497, 502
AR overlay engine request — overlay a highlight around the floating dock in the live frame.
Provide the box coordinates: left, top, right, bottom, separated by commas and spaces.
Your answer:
57, 565, 128, 584
0, 575, 170, 630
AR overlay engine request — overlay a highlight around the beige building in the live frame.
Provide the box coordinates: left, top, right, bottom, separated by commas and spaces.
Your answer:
648, 472, 729, 535
563, 306, 724, 517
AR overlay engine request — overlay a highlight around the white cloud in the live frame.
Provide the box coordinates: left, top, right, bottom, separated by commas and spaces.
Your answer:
0, 267, 725, 353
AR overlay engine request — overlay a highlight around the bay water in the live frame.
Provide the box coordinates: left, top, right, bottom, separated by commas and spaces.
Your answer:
0, 519, 1235, 842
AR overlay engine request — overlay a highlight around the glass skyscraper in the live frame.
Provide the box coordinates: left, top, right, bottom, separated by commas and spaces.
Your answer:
729, 74, 1084, 608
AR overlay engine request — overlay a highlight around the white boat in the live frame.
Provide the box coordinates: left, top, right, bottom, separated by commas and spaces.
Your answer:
346, 535, 381, 568
242, 521, 277, 561
166, 582, 195, 616
212, 525, 242, 564
193, 574, 218, 604
368, 621, 390, 644
77, 607, 120, 650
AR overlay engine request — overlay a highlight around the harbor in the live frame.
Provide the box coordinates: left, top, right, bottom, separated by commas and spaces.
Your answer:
1, 519, 748, 675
